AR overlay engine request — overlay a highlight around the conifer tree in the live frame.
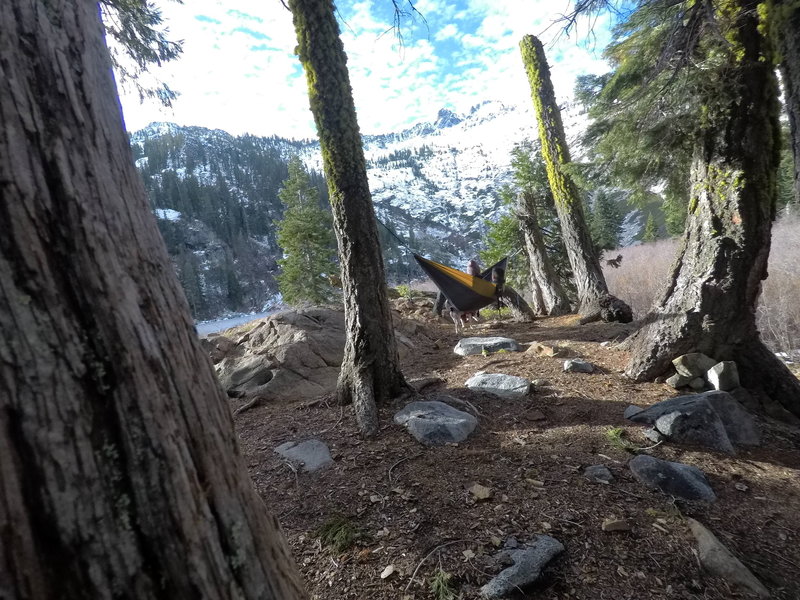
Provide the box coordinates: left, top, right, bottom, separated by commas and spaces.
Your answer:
641, 213, 659, 242
288, 0, 410, 436
100, 0, 183, 105
1, 1, 305, 595
520, 34, 632, 323
276, 157, 337, 306
565, 0, 800, 416
589, 189, 623, 250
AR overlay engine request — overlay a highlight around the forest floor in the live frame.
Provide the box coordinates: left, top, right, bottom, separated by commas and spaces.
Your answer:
230, 302, 800, 600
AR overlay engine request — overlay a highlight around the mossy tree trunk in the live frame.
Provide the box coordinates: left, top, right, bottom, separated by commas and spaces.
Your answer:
777, 0, 800, 206
519, 35, 632, 323
288, 0, 409, 436
624, 0, 800, 418
518, 191, 571, 315
0, 1, 306, 597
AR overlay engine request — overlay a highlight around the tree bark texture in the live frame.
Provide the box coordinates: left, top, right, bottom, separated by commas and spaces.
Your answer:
777, 0, 800, 206
519, 35, 631, 323
518, 192, 571, 315
624, 0, 800, 418
0, 2, 305, 598
289, 0, 408, 436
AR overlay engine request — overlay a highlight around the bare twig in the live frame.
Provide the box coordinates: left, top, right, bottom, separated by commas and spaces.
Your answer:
634, 440, 664, 451
761, 547, 800, 570
284, 461, 299, 488
444, 397, 485, 418
388, 451, 423, 484
404, 539, 470, 592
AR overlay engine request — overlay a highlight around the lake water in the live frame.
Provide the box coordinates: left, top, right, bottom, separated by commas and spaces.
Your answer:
196, 310, 274, 336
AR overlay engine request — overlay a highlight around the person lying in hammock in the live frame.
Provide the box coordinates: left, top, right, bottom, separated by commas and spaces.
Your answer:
433, 259, 481, 317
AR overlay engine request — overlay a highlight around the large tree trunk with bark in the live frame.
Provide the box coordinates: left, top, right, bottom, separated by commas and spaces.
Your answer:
519, 35, 632, 323
0, 1, 305, 598
289, 0, 409, 436
777, 0, 800, 206
624, 0, 800, 418
518, 192, 571, 315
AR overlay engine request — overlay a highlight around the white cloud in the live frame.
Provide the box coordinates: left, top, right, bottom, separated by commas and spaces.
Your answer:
117, 0, 614, 138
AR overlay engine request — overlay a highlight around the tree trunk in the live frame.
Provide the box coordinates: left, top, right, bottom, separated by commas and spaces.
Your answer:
520, 35, 632, 323
777, 0, 800, 206
288, 0, 409, 436
498, 286, 537, 322
0, 1, 305, 598
624, 0, 800, 418
518, 192, 572, 315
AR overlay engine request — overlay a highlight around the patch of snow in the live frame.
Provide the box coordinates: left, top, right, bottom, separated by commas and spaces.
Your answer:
154, 208, 182, 221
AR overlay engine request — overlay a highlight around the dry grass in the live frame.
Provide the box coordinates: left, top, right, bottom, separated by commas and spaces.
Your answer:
603, 215, 800, 359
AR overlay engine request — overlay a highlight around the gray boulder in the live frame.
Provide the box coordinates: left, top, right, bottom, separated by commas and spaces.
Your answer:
394, 399, 478, 446
563, 358, 594, 373
629, 455, 716, 502
454, 337, 520, 356
654, 406, 735, 454
465, 373, 531, 399
274, 439, 333, 472
480, 535, 564, 599
215, 307, 422, 402
623, 405, 644, 419
624, 391, 760, 452
706, 361, 740, 391
687, 518, 770, 598
673, 353, 718, 378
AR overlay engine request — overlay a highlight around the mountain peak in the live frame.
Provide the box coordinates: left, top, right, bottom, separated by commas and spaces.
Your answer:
434, 108, 463, 129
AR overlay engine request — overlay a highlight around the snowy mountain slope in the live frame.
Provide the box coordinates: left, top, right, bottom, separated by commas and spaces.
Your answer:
131, 99, 610, 318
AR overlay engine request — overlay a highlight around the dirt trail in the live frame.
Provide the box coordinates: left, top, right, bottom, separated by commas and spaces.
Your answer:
231, 309, 800, 600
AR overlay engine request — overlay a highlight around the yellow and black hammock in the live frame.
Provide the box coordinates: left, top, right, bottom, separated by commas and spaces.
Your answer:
413, 254, 508, 313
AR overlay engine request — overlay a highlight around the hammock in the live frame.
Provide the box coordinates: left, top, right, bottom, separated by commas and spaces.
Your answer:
413, 254, 508, 313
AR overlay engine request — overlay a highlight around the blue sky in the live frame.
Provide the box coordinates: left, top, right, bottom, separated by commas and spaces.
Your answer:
116, 0, 614, 139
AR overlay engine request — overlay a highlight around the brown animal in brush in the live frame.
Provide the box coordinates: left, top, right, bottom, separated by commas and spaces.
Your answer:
605, 254, 623, 269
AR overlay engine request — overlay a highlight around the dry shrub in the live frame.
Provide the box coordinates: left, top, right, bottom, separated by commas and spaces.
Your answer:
602, 215, 800, 358
758, 215, 800, 359
602, 238, 678, 319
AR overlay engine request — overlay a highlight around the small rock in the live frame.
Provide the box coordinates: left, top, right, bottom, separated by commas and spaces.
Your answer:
469, 483, 494, 501
706, 361, 740, 391
584, 465, 614, 484
465, 373, 531, 399
531, 379, 550, 388
563, 358, 594, 373
687, 518, 769, 598
393, 399, 478, 446
480, 536, 564, 599
673, 353, 718, 378
527, 342, 572, 357
273, 439, 333, 472
380, 564, 396, 579
454, 337, 520, 356
602, 517, 631, 532
666, 372, 694, 388
629, 455, 716, 502
643, 428, 666, 444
